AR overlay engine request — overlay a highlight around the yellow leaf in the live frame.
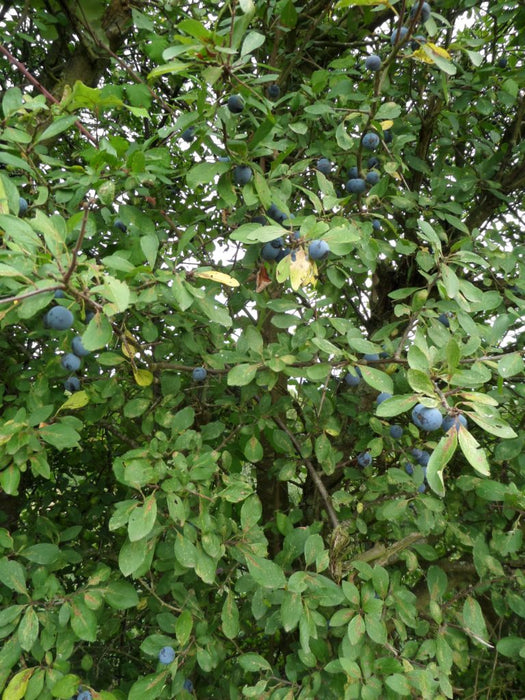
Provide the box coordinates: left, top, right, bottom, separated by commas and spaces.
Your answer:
380, 120, 394, 131
194, 269, 240, 287
414, 42, 453, 67
133, 368, 153, 386
122, 331, 139, 358
427, 43, 451, 60
413, 47, 434, 64
58, 390, 89, 411
289, 249, 318, 291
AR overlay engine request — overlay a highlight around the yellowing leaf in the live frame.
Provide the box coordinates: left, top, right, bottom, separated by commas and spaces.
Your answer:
336, 0, 390, 8
133, 368, 153, 386
194, 270, 240, 287
58, 390, 89, 411
414, 43, 457, 75
380, 120, 394, 131
122, 331, 139, 358
3, 668, 35, 700
0, 176, 8, 214
276, 253, 291, 284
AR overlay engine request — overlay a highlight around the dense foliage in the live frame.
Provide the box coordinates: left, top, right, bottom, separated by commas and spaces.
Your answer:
0, 1, 524, 698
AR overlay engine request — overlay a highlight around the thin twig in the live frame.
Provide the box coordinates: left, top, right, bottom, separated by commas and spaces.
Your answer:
63, 200, 92, 284
0, 285, 63, 305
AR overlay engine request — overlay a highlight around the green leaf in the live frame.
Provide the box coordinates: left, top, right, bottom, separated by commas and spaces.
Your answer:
375, 102, 402, 120
407, 343, 430, 372
238, 653, 272, 672
245, 553, 286, 589
376, 394, 418, 418
304, 534, 325, 567
281, 591, 303, 631
305, 362, 332, 382
417, 219, 442, 249
440, 264, 460, 298
458, 427, 490, 476
19, 543, 61, 565
39, 422, 81, 450
335, 122, 354, 150
50, 674, 81, 698
227, 363, 259, 386
244, 436, 263, 462
406, 369, 435, 394
463, 596, 489, 644
365, 614, 387, 644
17, 607, 39, 651
219, 478, 253, 502
230, 223, 286, 244
186, 161, 230, 189
36, 115, 78, 143
0, 214, 42, 251
475, 480, 510, 502
140, 235, 159, 268
148, 60, 188, 80
427, 565, 448, 600
0, 557, 28, 595
498, 352, 523, 378
446, 338, 460, 373
2, 87, 23, 118
82, 313, 113, 351
311, 337, 342, 356
171, 405, 195, 432
221, 591, 240, 639
426, 431, 457, 496
128, 672, 169, 700
128, 495, 157, 542
466, 411, 517, 439
240, 30, 265, 56
464, 49, 483, 66
0, 605, 24, 627
58, 390, 89, 411
119, 537, 149, 577
0, 465, 20, 495
31, 211, 68, 256
178, 18, 213, 39
104, 581, 139, 610
385, 674, 411, 696
99, 276, 130, 313
372, 566, 389, 598
70, 598, 97, 642
347, 614, 365, 644
358, 365, 394, 394
240, 495, 262, 529
496, 637, 525, 659
176, 609, 193, 646
330, 608, 355, 627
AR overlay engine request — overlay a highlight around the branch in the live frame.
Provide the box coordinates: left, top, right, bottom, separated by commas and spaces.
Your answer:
0, 44, 98, 145
273, 415, 339, 529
